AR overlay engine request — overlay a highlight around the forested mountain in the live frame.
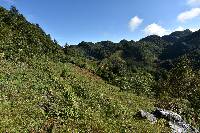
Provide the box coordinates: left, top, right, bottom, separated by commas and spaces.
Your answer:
161, 29, 200, 59
162, 29, 193, 43
64, 29, 200, 131
0, 6, 65, 62
0, 6, 200, 132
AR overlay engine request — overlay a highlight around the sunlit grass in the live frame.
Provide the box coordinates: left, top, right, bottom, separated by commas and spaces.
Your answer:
0, 58, 170, 132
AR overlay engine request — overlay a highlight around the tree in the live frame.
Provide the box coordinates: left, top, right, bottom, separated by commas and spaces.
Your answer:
156, 56, 200, 108
53, 39, 58, 44
10, 6, 19, 15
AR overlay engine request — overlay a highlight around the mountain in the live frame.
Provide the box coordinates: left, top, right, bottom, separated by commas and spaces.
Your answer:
161, 30, 200, 60
0, 6, 171, 132
140, 35, 169, 47
64, 29, 200, 130
0, 6, 200, 132
0, 6, 65, 62
162, 29, 193, 43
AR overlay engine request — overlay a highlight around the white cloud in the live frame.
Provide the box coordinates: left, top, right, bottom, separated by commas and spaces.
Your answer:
129, 16, 143, 31
175, 26, 184, 31
144, 23, 169, 36
143, 24, 199, 36
187, 0, 200, 6
190, 27, 199, 32
173, 26, 199, 32
178, 8, 200, 22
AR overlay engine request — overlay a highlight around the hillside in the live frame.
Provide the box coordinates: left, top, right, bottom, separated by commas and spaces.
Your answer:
0, 6, 200, 132
64, 30, 200, 130
0, 6, 65, 62
0, 58, 171, 132
0, 6, 171, 132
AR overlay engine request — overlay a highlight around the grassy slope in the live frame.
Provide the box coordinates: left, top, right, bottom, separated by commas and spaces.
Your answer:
0, 58, 169, 132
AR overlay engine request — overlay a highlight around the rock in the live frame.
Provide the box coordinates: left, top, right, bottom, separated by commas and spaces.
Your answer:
138, 108, 199, 133
139, 110, 157, 124
153, 108, 182, 121
153, 108, 199, 133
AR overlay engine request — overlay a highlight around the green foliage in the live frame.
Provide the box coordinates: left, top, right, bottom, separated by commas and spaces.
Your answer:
97, 51, 127, 78
115, 72, 155, 96
157, 57, 200, 99
0, 58, 169, 132
0, 6, 65, 62
63, 28, 200, 129
155, 57, 200, 128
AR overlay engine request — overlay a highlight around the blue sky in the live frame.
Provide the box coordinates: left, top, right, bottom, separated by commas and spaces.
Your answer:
0, 0, 200, 45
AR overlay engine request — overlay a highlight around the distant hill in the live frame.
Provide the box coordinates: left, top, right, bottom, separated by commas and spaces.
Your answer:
140, 35, 169, 47
65, 29, 200, 70
162, 29, 193, 43
161, 30, 200, 59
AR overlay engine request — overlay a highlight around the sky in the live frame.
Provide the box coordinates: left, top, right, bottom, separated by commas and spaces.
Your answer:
0, 0, 200, 45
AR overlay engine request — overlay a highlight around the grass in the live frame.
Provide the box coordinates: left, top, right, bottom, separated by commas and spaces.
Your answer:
0, 58, 170, 132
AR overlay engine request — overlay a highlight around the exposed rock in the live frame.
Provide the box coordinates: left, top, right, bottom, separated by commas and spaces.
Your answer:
139, 110, 157, 124
139, 108, 199, 133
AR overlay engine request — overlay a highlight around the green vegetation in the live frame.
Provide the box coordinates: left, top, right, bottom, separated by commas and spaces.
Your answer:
64, 30, 200, 129
0, 6, 65, 62
0, 6, 200, 132
0, 57, 170, 132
